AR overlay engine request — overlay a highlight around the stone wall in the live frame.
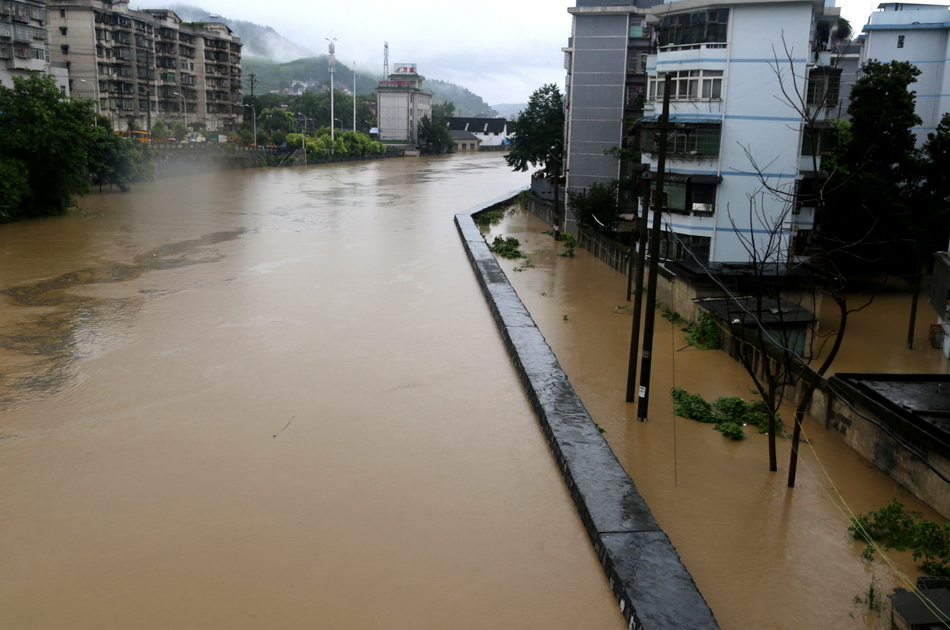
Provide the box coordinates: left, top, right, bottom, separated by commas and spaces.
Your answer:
458, 190, 720, 630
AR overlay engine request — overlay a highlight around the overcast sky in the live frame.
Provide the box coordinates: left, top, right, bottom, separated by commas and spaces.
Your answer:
143, 0, 885, 107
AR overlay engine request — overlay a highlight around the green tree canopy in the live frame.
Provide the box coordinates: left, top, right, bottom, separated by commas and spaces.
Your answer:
417, 115, 455, 155
257, 107, 298, 134
432, 101, 456, 118
822, 59, 924, 274
0, 74, 96, 220
504, 84, 564, 175
151, 119, 169, 140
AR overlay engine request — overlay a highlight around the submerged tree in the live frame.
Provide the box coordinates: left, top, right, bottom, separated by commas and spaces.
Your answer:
417, 115, 455, 155
0, 74, 96, 220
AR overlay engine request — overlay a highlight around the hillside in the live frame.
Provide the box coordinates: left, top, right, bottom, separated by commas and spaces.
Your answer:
166, 4, 498, 116
243, 57, 498, 117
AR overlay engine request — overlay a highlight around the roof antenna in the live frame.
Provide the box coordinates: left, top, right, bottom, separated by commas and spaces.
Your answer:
383, 41, 389, 78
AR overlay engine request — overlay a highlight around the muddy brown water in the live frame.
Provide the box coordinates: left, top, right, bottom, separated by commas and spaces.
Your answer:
0, 156, 628, 629
487, 207, 950, 630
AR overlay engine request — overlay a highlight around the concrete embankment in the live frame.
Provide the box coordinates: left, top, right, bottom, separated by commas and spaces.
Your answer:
455, 191, 720, 630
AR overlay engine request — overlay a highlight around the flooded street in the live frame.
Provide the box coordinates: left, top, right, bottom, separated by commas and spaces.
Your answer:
0, 156, 628, 629
488, 208, 950, 629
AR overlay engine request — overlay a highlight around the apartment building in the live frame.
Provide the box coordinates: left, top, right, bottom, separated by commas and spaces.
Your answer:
47, 0, 242, 132
0, 0, 69, 91
564, 0, 843, 265
861, 2, 950, 142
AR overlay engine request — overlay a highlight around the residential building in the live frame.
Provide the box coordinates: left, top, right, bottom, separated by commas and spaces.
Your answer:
861, 2, 950, 141
375, 63, 432, 145
564, 0, 663, 228
0, 0, 69, 92
46, 0, 242, 132
445, 117, 512, 148
450, 128, 481, 151
564, 0, 843, 265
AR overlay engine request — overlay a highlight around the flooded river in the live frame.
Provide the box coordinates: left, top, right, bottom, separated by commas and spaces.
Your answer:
0, 156, 628, 629
3, 154, 946, 630
488, 208, 950, 629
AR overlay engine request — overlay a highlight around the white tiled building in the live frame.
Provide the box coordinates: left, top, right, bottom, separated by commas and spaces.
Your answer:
0, 0, 69, 93
861, 2, 950, 141
375, 63, 432, 145
565, 0, 844, 265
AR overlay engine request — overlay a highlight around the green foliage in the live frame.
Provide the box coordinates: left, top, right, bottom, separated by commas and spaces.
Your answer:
431, 101, 456, 118
558, 233, 578, 258
849, 498, 950, 575
171, 121, 189, 142
505, 84, 564, 174
487, 235, 524, 259
474, 209, 503, 226
684, 311, 721, 349
286, 130, 384, 160
671, 388, 779, 440
0, 74, 97, 220
87, 122, 156, 191
257, 107, 298, 134
151, 119, 169, 140
658, 304, 687, 326
417, 115, 455, 155
823, 60, 924, 275
568, 181, 622, 233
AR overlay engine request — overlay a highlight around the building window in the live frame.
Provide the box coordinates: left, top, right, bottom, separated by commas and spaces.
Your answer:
659, 9, 729, 47
897, 35, 905, 48
61, 44, 68, 54
649, 70, 723, 101
651, 180, 718, 215
805, 67, 842, 108
659, 233, 712, 264
59, 26, 67, 35
641, 123, 721, 158
60, 9, 65, 17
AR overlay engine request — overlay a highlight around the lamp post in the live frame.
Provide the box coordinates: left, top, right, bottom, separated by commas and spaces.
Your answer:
79, 78, 100, 114
353, 62, 356, 132
172, 91, 186, 130
326, 37, 336, 144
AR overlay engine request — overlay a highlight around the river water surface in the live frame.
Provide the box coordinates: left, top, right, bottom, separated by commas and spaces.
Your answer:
0, 156, 628, 629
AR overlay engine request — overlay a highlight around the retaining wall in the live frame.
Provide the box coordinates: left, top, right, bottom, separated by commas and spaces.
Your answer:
455, 190, 719, 630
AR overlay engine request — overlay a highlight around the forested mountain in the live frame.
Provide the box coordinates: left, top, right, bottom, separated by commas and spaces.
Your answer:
167, 4, 499, 116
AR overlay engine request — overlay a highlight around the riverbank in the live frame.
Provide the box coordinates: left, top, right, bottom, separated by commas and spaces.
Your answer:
456, 192, 719, 630
481, 204, 943, 629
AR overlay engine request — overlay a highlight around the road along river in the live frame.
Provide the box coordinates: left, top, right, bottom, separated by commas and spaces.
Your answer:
0, 155, 629, 630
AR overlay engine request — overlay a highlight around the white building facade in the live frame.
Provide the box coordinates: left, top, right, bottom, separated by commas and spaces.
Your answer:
861, 2, 950, 141
564, 0, 843, 265
641, 0, 841, 264
0, 0, 69, 93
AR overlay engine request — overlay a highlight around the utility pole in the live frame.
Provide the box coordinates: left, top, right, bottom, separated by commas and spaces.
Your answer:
625, 177, 652, 402
327, 38, 336, 147
353, 62, 356, 132
245, 73, 259, 146
634, 74, 671, 421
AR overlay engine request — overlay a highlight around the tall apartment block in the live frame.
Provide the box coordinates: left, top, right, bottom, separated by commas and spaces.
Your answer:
0, 0, 69, 91
564, 0, 843, 265
861, 2, 950, 142
47, 0, 242, 132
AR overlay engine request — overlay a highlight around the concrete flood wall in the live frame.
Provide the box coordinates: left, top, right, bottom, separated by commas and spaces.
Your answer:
455, 191, 720, 630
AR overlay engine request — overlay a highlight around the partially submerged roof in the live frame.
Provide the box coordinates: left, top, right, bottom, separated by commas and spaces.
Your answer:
889, 589, 950, 626
696, 296, 816, 326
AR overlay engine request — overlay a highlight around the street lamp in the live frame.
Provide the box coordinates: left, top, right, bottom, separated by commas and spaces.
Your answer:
172, 92, 186, 130
326, 37, 336, 143
353, 62, 356, 132
79, 79, 100, 114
